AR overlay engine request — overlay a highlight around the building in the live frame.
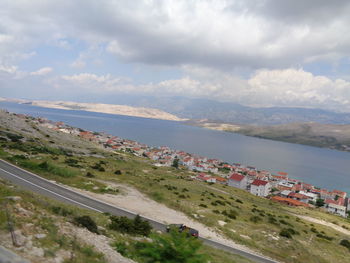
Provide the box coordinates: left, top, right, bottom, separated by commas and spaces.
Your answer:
228, 173, 248, 190
250, 179, 271, 197
327, 203, 347, 217
271, 196, 310, 207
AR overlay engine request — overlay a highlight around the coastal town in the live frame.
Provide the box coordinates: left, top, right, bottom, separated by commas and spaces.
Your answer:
32, 114, 350, 218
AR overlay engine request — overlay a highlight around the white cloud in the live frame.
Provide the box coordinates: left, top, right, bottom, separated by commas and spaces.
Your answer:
56, 68, 350, 112
0, 65, 18, 74
2, 1, 350, 69
30, 67, 53, 76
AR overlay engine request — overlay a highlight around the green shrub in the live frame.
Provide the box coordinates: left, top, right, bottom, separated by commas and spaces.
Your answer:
51, 206, 72, 216
340, 239, 350, 250
85, 172, 95, 178
310, 227, 318, 233
316, 233, 334, 241
222, 209, 238, 219
279, 228, 299, 239
114, 170, 122, 175
250, 216, 262, 223
135, 230, 208, 263
74, 215, 99, 234
279, 229, 292, 239
108, 215, 152, 236
268, 216, 279, 225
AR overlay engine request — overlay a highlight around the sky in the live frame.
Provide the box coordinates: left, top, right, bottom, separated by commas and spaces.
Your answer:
1, 0, 350, 112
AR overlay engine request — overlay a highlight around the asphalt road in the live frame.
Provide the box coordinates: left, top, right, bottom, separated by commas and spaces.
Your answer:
0, 159, 278, 263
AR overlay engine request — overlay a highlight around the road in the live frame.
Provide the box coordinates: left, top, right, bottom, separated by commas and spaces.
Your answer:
0, 159, 278, 263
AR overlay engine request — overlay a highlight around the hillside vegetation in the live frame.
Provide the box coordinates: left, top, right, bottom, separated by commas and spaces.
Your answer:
1, 110, 350, 263
190, 120, 350, 152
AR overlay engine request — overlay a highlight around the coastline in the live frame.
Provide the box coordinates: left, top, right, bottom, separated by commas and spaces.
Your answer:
187, 120, 350, 153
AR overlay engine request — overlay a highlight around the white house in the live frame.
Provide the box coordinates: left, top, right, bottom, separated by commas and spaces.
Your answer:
250, 179, 271, 197
327, 203, 347, 217
228, 173, 248, 190
299, 191, 318, 203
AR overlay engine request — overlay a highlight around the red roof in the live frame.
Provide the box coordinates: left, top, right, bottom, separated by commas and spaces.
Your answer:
271, 196, 309, 207
288, 192, 309, 200
229, 173, 245, 182
251, 179, 268, 186
214, 176, 227, 182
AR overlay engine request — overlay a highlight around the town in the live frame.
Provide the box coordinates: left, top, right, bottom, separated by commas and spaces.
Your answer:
33, 115, 349, 218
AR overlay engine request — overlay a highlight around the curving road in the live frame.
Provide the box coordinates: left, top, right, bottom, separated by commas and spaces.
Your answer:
0, 159, 278, 263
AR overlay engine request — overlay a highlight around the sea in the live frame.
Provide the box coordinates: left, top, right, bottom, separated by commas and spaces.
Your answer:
1, 101, 349, 194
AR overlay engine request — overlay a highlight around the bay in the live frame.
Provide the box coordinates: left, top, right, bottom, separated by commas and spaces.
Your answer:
1, 101, 349, 194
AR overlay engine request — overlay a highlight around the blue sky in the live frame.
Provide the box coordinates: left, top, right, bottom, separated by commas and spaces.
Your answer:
1, 0, 350, 112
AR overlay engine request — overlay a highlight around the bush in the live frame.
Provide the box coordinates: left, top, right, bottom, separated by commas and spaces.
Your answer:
316, 233, 333, 241
279, 229, 292, 239
236, 199, 243, 204
64, 158, 80, 167
85, 172, 95, 178
279, 228, 299, 239
114, 170, 122, 175
268, 216, 279, 225
250, 216, 262, 223
6, 132, 23, 142
74, 215, 99, 234
51, 206, 72, 216
135, 229, 208, 263
310, 227, 318, 233
199, 204, 207, 208
340, 239, 350, 250
108, 215, 152, 236
223, 209, 238, 219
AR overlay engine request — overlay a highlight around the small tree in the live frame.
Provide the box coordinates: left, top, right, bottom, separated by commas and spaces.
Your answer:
137, 230, 208, 263
172, 157, 179, 169
315, 198, 325, 208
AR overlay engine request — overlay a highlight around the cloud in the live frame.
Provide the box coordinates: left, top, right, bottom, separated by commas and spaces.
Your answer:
30, 67, 53, 76
1, 1, 350, 112
55, 68, 350, 112
1, 0, 350, 70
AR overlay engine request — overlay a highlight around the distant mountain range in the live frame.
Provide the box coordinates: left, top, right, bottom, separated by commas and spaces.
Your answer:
3, 95, 350, 125
105, 95, 350, 125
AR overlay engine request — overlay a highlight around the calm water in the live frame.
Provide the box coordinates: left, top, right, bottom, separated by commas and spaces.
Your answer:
1, 101, 349, 194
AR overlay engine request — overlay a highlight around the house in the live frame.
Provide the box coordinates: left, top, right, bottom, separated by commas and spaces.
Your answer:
228, 173, 248, 190
327, 203, 347, 217
250, 179, 271, 197
196, 173, 216, 183
280, 190, 292, 197
213, 176, 227, 185
288, 192, 310, 204
331, 190, 347, 200
299, 191, 318, 202
277, 181, 294, 191
271, 196, 310, 207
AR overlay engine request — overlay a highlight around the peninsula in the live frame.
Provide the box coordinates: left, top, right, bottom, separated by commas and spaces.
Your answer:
0, 98, 185, 121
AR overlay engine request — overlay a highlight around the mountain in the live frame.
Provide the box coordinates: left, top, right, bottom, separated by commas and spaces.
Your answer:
107, 95, 350, 125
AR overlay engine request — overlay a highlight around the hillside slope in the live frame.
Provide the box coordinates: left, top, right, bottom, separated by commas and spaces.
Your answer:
0, 110, 350, 263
